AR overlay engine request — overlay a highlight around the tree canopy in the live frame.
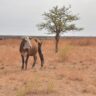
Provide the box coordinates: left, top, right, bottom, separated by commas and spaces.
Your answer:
38, 5, 83, 34
37, 5, 83, 52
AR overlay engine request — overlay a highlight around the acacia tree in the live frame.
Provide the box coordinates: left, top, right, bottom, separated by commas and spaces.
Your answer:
37, 5, 83, 53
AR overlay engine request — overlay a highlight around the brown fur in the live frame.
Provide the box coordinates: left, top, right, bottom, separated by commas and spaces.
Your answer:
19, 38, 44, 70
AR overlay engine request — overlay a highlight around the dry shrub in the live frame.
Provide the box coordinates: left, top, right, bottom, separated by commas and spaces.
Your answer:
16, 76, 56, 96
59, 45, 74, 62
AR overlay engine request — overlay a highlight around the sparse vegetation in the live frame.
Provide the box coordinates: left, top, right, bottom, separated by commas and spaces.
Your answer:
47, 80, 55, 94
59, 45, 74, 62
16, 77, 56, 96
1, 38, 96, 96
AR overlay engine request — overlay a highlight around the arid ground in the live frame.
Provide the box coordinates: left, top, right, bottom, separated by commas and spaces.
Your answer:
0, 38, 96, 96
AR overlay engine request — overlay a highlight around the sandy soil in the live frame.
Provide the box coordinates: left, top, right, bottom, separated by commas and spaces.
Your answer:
0, 38, 96, 96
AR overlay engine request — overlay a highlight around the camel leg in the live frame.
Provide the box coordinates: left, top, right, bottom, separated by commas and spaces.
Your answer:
21, 55, 24, 70
32, 55, 37, 68
25, 55, 29, 70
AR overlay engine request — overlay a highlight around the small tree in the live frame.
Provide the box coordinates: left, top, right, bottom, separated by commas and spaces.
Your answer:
37, 5, 83, 53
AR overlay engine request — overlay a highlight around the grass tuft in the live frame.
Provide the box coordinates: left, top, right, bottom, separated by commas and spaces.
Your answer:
16, 76, 56, 96
59, 45, 74, 62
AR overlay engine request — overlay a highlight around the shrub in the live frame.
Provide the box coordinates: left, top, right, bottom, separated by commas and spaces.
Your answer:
59, 45, 74, 62
16, 78, 55, 96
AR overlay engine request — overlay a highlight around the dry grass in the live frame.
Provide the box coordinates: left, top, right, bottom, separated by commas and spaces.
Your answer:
58, 45, 74, 62
1, 38, 96, 96
16, 76, 56, 96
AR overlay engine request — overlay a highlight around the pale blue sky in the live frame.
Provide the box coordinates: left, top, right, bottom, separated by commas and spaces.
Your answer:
0, 0, 96, 36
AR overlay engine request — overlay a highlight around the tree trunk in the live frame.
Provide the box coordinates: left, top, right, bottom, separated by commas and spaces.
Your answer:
55, 33, 60, 53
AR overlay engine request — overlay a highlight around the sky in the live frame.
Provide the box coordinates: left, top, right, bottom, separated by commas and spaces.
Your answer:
0, 0, 96, 36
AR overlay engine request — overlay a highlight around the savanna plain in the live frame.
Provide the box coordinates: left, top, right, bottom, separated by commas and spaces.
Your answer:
0, 37, 96, 96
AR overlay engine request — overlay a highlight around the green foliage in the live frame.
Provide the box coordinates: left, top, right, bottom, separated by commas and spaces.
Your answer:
37, 5, 83, 52
37, 5, 83, 34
